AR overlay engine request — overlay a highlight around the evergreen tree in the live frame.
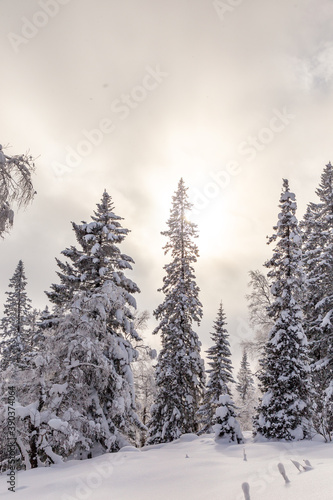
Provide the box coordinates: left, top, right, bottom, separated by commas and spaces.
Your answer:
0, 260, 32, 371
45, 282, 145, 457
147, 179, 205, 444
0, 273, 51, 471
0, 312, 69, 470
236, 349, 256, 431
43, 191, 144, 456
214, 395, 243, 444
199, 302, 236, 434
301, 163, 333, 441
46, 189, 139, 311
0, 349, 73, 470
254, 179, 312, 441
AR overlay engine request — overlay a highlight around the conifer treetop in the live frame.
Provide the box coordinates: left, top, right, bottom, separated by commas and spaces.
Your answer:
315, 161, 333, 207
265, 178, 303, 305
47, 190, 139, 308
154, 178, 202, 331
206, 302, 234, 394
162, 178, 199, 260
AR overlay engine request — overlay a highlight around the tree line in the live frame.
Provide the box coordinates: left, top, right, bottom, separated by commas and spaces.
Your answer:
0, 160, 332, 471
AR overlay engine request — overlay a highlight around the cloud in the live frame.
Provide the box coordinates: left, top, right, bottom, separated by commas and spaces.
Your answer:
1, 0, 333, 368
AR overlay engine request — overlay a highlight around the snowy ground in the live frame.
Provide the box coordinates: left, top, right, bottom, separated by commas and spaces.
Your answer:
1, 433, 333, 500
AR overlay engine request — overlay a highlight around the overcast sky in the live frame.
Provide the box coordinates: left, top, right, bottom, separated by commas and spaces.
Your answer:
1, 0, 333, 369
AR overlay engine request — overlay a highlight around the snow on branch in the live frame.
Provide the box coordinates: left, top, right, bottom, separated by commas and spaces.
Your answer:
0, 144, 37, 236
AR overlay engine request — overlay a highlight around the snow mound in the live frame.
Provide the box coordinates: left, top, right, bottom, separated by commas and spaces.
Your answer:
118, 446, 141, 453
177, 433, 199, 443
1, 434, 333, 499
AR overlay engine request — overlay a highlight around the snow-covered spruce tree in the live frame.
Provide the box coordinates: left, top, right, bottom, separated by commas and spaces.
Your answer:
0, 310, 71, 470
254, 179, 312, 441
0, 260, 32, 371
0, 353, 71, 470
147, 178, 205, 444
214, 394, 243, 443
41, 283, 144, 459
236, 349, 256, 431
199, 302, 239, 435
301, 163, 333, 441
44, 191, 144, 457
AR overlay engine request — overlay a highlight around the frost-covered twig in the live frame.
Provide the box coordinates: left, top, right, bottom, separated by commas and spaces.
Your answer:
0, 144, 37, 236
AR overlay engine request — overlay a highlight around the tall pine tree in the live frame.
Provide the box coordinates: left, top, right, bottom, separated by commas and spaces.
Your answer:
301, 162, 333, 440
148, 179, 205, 444
254, 179, 312, 441
0, 260, 32, 371
199, 302, 237, 434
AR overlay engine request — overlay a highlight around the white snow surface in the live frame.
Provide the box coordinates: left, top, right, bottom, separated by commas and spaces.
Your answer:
1, 433, 333, 499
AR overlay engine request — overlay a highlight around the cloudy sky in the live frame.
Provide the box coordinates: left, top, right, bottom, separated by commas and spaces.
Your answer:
1, 0, 333, 368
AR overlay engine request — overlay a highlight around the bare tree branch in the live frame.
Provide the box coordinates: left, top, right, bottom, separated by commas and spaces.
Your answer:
241, 270, 274, 360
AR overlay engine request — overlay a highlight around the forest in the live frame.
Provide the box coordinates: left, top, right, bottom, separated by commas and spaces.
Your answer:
0, 151, 332, 472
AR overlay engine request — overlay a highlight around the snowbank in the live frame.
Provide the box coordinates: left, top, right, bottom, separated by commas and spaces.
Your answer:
0, 433, 332, 499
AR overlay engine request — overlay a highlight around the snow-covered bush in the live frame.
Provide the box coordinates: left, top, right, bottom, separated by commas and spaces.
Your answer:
214, 394, 243, 444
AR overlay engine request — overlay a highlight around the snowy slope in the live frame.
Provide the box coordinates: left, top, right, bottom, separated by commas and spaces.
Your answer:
1, 433, 332, 500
